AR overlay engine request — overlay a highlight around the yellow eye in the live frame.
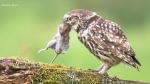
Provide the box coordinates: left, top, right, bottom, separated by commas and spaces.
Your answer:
67, 17, 72, 21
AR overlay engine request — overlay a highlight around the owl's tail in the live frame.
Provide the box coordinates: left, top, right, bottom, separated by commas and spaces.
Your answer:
130, 56, 141, 71
123, 56, 141, 71
131, 56, 141, 66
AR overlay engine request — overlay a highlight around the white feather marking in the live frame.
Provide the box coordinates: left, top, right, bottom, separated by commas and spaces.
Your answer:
118, 47, 121, 50
87, 42, 93, 51
105, 28, 108, 31
102, 38, 105, 41
123, 44, 126, 47
63, 14, 69, 19
109, 25, 112, 29
93, 28, 96, 30
95, 35, 101, 38
109, 29, 113, 33
98, 31, 101, 33
114, 39, 117, 43
109, 34, 113, 38
119, 39, 123, 43
101, 24, 103, 26
116, 36, 119, 38
79, 29, 89, 39
106, 34, 113, 42
113, 27, 115, 31
111, 46, 114, 49
86, 12, 97, 20
126, 42, 130, 45
72, 23, 79, 30
88, 21, 96, 29
96, 25, 100, 28
112, 22, 116, 26
104, 24, 107, 27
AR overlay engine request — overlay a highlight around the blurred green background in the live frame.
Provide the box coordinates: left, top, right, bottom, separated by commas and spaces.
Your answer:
0, 0, 150, 82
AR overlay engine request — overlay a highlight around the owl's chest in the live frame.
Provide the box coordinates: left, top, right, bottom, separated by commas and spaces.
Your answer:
77, 29, 89, 43
77, 29, 96, 53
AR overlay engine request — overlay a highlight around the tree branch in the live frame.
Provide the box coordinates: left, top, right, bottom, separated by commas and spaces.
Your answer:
0, 58, 149, 84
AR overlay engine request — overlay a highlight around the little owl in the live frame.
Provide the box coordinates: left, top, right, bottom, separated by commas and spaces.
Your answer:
58, 9, 141, 75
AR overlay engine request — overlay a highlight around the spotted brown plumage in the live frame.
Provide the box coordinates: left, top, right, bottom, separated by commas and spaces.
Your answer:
62, 9, 141, 74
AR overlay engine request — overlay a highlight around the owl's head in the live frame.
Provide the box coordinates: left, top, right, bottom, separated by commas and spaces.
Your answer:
61, 9, 97, 32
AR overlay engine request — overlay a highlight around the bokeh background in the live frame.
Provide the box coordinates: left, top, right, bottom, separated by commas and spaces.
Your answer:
0, 0, 150, 82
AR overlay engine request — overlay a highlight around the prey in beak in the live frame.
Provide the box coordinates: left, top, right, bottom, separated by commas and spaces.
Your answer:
38, 23, 71, 63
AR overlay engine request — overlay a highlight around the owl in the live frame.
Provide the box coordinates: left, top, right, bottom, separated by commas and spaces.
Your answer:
60, 9, 141, 75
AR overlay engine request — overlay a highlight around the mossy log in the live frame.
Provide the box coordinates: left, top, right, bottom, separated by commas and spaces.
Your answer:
0, 58, 149, 84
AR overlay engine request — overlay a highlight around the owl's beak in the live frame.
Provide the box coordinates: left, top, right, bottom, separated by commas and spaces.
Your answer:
59, 23, 71, 36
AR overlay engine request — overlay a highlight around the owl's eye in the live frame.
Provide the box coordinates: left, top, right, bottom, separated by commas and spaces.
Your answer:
67, 17, 72, 21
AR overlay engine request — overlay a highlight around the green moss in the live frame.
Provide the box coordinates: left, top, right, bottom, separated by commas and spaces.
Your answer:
31, 63, 101, 84
0, 57, 101, 84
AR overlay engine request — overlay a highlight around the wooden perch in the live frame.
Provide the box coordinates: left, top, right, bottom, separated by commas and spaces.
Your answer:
0, 58, 149, 84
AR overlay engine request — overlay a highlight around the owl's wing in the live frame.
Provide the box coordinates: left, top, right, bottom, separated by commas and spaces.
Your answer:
88, 20, 141, 65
